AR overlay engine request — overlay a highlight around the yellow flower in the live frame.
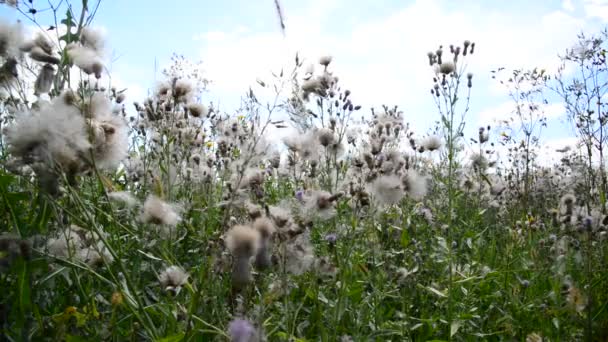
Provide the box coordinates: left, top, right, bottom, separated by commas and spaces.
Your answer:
111, 291, 123, 306
206, 141, 214, 148
237, 115, 245, 121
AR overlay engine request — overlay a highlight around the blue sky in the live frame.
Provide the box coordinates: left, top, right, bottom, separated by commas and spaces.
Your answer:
3, 0, 608, 163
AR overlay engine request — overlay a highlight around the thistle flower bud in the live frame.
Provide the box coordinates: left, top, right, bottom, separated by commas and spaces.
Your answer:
467, 72, 473, 88
116, 92, 126, 104
436, 48, 443, 65
426, 51, 434, 66
463, 40, 471, 56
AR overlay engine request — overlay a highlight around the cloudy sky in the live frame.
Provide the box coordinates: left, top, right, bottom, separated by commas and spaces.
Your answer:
3, 0, 608, 163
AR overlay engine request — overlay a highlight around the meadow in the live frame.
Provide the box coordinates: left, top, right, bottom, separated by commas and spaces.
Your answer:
0, 1, 607, 341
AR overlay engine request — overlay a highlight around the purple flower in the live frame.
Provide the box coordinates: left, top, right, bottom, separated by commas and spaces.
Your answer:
325, 233, 337, 244
295, 190, 304, 202
228, 318, 256, 342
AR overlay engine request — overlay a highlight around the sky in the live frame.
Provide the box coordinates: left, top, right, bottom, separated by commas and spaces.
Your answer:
2, 0, 608, 164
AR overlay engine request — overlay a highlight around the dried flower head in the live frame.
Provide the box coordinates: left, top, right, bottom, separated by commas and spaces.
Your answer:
225, 225, 260, 257
159, 265, 189, 293
66, 44, 103, 78
108, 191, 138, 208
34, 64, 54, 96
80, 26, 105, 54
252, 217, 276, 239
0, 18, 23, 59
319, 55, 333, 67
421, 135, 442, 152
187, 102, 208, 118
402, 170, 428, 201
369, 175, 405, 206
140, 195, 181, 227
439, 61, 455, 75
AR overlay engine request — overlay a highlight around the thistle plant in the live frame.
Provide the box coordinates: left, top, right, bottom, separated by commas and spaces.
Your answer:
427, 40, 475, 339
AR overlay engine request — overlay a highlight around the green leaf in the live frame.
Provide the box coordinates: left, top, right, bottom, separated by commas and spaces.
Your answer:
16, 259, 32, 314
156, 332, 185, 342
450, 320, 462, 337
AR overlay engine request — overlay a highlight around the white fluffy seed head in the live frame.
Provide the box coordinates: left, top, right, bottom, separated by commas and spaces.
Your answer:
5, 94, 91, 171
225, 225, 260, 257
140, 195, 181, 227
421, 135, 442, 152
80, 26, 105, 54
402, 170, 428, 201
108, 191, 138, 208
159, 266, 188, 290
253, 217, 276, 239
66, 44, 104, 78
187, 103, 208, 118
369, 175, 405, 206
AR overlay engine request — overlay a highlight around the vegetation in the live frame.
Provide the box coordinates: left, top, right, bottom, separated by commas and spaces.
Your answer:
0, 1, 607, 341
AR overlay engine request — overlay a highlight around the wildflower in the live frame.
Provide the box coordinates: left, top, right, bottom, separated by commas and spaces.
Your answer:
369, 175, 405, 206
319, 55, 333, 67
108, 191, 138, 208
66, 44, 103, 78
0, 19, 22, 59
187, 102, 208, 118
269, 205, 292, 228
302, 190, 340, 221
317, 128, 336, 147
34, 64, 55, 96
252, 217, 276, 269
402, 170, 428, 201
140, 195, 181, 227
159, 265, 189, 294
225, 225, 260, 289
173, 79, 193, 103
111, 291, 123, 306
5, 93, 90, 174
80, 26, 105, 54
77, 242, 114, 267
116, 92, 126, 104
525, 333, 543, 342
228, 318, 257, 342
470, 152, 488, 171
46, 229, 84, 258
439, 61, 455, 75
284, 233, 315, 275
324, 233, 337, 246
559, 194, 576, 216
88, 93, 129, 169
478, 126, 489, 143
421, 135, 442, 152
566, 285, 587, 313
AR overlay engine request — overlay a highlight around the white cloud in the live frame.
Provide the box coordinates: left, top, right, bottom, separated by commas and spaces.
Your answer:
195, 0, 594, 130
583, 0, 608, 21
